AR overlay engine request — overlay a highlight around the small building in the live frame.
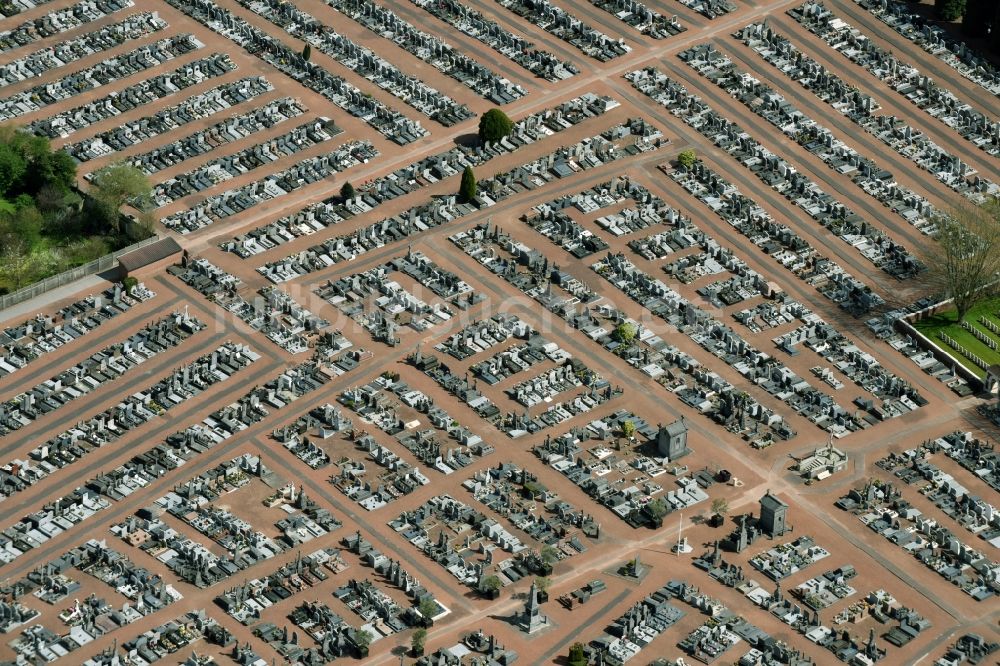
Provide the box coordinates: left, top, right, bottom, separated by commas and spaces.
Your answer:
117, 237, 183, 279
759, 491, 788, 538
655, 418, 690, 461
795, 440, 848, 480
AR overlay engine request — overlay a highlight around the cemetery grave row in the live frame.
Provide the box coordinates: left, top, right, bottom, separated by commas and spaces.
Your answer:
840, 475, 997, 601
0, 489, 111, 567
450, 221, 795, 445
495, 0, 631, 61
215, 547, 345, 625
588, 580, 687, 664
387, 493, 560, 589
462, 463, 600, 544
0, 11, 168, 91
166, 0, 427, 145
148, 117, 341, 208
233, 94, 619, 261
854, 0, 1000, 98
324, 0, 526, 106
790, 2, 1000, 159
592, 250, 858, 436
772, 317, 925, 421
30, 53, 237, 140
434, 314, 526, 361
172, 256, 334, 354
256, 115, 662, 283
0, 310, 206, 437
412, 342, 623, 438
0, 342, 259, 502
0, 282, 155, 379
82, 610, 232, 666
329, 432, 431, 511
539, 410, 710, 527
675, 0, 736, 20
703, 541, 930, 660
661, 160, 884, 316
585, 0, 686, 39
111, 453, 335, 588
749, 536, 830, 581
0, 0, 134, 55
525, 201, 610, 259
409, 0, 579, 81
737, 22, 998, 216
116, 97, 306, 177
161, 140, 377, 233
631, 67, 914, 285
0, 33, 205, 122
0, 348, 368, 600
471, 340, 556, 386
663, 53, 925, 279
271, 403, 350, 471
313, 248, 473, 347
333, 374, 488, 472
395, 412, 494, 476
0, 0, 55, 19
268, 600, 367, 661
4, 539, 185, 662
66, 76, 275, 162
463, 462, 595, 556
734, 298, 812, 334
875, 432, 1000, 542
237, 0, 474, 126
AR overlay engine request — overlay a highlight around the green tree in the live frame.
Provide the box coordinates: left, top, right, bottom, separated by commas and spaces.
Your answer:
711, 497, 729, 517
43, 148, 77, 192
677, 149, 697, 169
353, 629, 373, 650
340, 181, 355, 200
89, 163, 152, 234
936, 0, 966, 20
417, 597, 437, 622
622, 420, 636, 440
0, 235, 31, 290
35, 183, 80, 233
135, 209, 158, 238
920, 199, 1000, 323
0, 127, 76, 198
535, 576, 551, 593
19, 134, 75, 194
613, 321, 636, 345
540, 545, 559, 565
0, 143, 26, 197
302, 43, 311, 61
523, 480, 544, 498
568, 642, 588, 666
458, 166, 477, 203
646, 498, 668, 520
411, 627, 427, 655
479, 574, 502, 592
91, 163, 151, 210
478, 108, 514, 144
5, 203, 43, 249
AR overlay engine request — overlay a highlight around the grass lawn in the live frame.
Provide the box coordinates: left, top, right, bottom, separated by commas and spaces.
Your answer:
912, 296, 1000, 377
0, 233, 123, 294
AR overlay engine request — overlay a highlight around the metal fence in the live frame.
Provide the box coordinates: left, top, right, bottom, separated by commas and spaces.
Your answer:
0, 235, 161, 313
896, 301, 985, 391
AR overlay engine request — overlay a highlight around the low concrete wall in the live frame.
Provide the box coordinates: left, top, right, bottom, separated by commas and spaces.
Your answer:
898, 300, 984, 391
